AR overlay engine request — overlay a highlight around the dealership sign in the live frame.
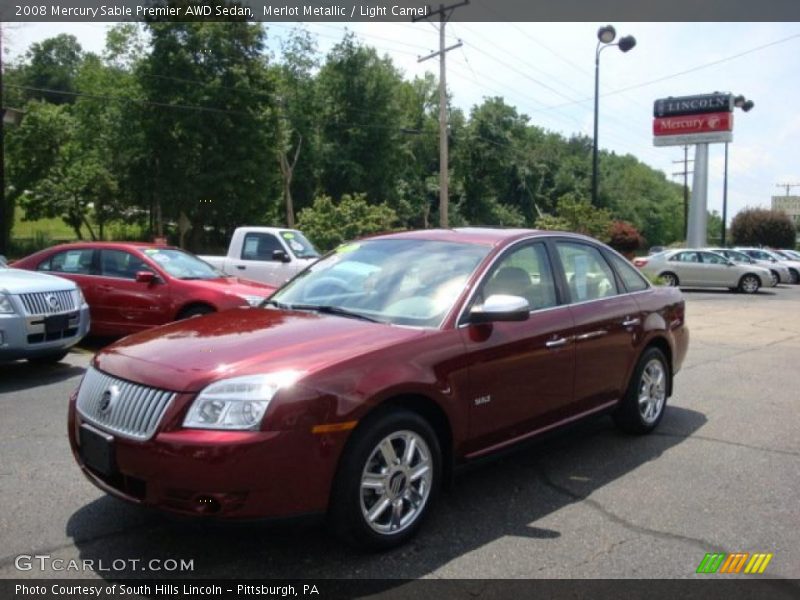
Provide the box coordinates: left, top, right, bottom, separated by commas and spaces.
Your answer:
653, 92, 734, 147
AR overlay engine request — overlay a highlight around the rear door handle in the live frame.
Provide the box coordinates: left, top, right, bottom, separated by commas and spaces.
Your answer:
576, 330, 607, 341
545, 336, 571, 349
622, 317, 641, 327
236, 265, 246, 270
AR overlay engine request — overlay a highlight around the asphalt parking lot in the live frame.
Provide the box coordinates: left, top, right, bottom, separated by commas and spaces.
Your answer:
1, 285, 799, 582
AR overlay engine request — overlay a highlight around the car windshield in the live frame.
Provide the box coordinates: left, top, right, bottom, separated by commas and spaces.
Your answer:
279, 230, 319, 259
139, 247, 225, 280
269, 239, 490, 327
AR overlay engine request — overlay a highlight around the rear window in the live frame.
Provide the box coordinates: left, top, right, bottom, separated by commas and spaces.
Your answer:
607, 253, 649, 292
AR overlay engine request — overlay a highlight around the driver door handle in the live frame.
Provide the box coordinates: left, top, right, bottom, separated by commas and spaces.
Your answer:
236, 265, 246, 270
545, 336, 571, 349
622, 317, 641, 327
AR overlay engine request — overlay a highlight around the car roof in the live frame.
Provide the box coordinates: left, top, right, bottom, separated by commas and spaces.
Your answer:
45, 241, 177, 252
366, 228, 597, 247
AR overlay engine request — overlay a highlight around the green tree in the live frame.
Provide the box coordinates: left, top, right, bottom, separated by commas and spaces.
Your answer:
731, 208, 797, 248
18, 34, 84, 104
316, 36, 405, 207
296, 193, 398, 251
535, 192, 612, 242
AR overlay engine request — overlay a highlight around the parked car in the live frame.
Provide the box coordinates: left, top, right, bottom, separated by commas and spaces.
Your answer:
1, 262, 90, 363
68, 229, 688, 550
200, 227, 320, 288
706, 248, 787, 286
735, 248, 800, 284
14, 243, 276, 336
773, 249, 800, 262
648, 245, 666, 255
635, 249, 771, 293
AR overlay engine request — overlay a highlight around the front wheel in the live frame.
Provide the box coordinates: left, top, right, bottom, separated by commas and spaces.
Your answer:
614, 347, 670, 434
769, 271, 779, 287
329, 409, 441, 550
738, 274, 760, 294
789, 269, 800, 285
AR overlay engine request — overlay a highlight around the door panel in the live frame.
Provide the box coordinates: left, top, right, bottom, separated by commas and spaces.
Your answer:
236, 232, 295, 285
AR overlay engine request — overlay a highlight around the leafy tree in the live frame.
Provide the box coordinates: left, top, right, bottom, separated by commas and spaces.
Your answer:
18, 34, 84, 104
296, 193, 398, 251
316, 36, 405, 206
535, 192, 612, 242
731, 208, 797, 248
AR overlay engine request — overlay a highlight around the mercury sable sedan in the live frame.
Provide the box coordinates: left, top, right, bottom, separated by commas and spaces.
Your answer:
68, 229, 688, 549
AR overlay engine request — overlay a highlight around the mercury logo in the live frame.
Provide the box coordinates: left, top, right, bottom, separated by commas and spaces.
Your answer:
98, 385, 120, 416
45, 294, 61, 311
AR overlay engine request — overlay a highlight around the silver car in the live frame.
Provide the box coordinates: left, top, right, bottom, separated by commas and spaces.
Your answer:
707, 248, 787, 286
636, 249, 772, 294
735, 248, 800, 284
1, 263, 91, 363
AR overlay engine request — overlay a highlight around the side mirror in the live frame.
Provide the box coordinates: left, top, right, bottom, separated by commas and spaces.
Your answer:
272, 249, 291, 263
135, 271, 155, 284
469, 294, 530, 324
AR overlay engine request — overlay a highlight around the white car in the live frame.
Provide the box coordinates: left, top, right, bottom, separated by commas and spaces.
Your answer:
735, 248, 800, 284
635, 249, 772, 294
0, 263, 90, 363
707, 248, 788, 286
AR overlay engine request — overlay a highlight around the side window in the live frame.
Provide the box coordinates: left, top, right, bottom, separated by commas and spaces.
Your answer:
41, 249, 95, 275
607, 253, 649, 292
701, 252, 726, 265
673, 251, 700, 263
100, 250, 149, 280
478, 243, 558, 310
556, 242, 618, 302
241, 233, 284, 261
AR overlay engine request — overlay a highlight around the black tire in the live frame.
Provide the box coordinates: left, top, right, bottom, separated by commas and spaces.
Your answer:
789, 268, 800, 285
660, 272, 679, 287
28, 350, 69, 365
176, 304, 214, 320
329, 409, 441, 551
613, 347, 670, 435
738, 274, 760, 294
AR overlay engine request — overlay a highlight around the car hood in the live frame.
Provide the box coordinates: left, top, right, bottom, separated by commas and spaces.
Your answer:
94, 308, 426, 393
177, 276, 275, 296
0, 267, 77, 294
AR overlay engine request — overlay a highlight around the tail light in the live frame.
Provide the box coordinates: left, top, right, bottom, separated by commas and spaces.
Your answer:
633, 258, 648, 268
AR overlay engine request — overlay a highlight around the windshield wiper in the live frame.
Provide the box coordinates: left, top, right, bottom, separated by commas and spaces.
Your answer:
283, 303, 383, 323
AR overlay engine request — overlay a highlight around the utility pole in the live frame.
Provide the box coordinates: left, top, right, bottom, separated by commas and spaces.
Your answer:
672, 146, 693, 240
721, 142, 729, 246
776, 182, 800, 196
413, 0, 467, 228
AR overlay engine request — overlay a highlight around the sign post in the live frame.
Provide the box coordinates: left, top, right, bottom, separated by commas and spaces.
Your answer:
653, 92, 734, 248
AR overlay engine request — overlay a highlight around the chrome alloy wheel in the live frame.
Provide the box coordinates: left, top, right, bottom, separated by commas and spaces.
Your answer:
740, 275, 760, 293
770, 271, 779, 287
360, 430, 433, 535
638, 359, 666, 424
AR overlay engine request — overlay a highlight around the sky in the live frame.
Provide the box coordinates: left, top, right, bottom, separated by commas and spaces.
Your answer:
5, 21, 800, 227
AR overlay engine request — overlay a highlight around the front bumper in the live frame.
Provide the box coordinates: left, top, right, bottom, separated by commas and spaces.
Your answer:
68, 392, 344, 519
0, 305, 90, 361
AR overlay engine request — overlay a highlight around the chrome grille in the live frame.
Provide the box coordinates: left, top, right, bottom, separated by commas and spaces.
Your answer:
19, 290, 76, 315
76, 367, 176, 441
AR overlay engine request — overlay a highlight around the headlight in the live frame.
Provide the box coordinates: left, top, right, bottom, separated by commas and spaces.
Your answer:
72, 287, 86, 307
183, 371, 303, 430
239, 294, 266, 307
0, 294, 15, 314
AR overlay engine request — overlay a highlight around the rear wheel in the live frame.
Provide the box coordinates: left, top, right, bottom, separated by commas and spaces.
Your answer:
614, 347, 669, 434
329, 409, 441, 550
738, 274, 760, 294
769, 271, 779, 287
660, 272, 679, 287
789, 268, 800, 285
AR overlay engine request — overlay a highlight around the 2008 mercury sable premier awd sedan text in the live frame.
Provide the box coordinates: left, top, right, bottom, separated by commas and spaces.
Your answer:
68, 229, 689, 549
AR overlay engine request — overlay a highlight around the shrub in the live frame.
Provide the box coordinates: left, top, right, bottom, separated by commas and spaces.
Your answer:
731, 208, 797, 248
608, 220, 644, 256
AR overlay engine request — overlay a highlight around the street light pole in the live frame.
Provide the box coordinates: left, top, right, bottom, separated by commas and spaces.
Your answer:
591, 25, 636, 207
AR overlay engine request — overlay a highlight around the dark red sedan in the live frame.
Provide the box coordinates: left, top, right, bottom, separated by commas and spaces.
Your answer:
14, 242, 276, 336
67, 229, 688, 549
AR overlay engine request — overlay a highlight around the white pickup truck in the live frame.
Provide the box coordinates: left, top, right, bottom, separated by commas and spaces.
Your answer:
200, 227, 320, 288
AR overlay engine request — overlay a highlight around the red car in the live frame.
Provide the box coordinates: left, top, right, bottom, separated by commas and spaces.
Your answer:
14, 242, 275, 336
67, 229, 688, 549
